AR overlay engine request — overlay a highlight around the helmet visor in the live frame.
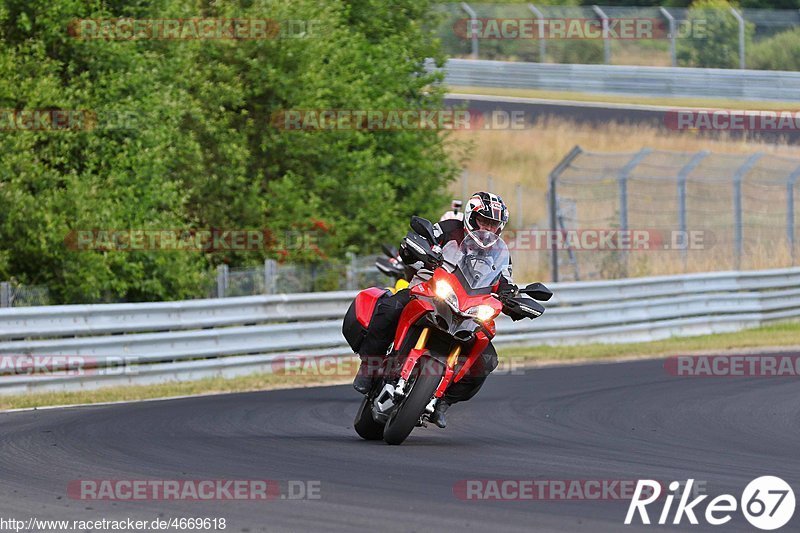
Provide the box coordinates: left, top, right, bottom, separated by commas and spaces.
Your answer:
474, 213, 502, 233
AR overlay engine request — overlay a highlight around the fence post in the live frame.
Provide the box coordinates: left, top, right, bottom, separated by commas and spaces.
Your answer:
676, 151, 710, 268
461, 170, 469, 200
345, 253, 358, 290
659, 7, 677, 67
616, 148, 651, 277
547, 146, 583, 283
515, 183, 523, 228
787, 166, 800, 266
592, 5, 611, 64
730, 7, 746, 69
487, 174, 493, 191
264, 259, 278, 294
0, 282, 10, 308
460, 2, 479, 59
618, 148, 652, 233
216, 264, 229, 298
527, 3, 546, 62
732, 153, 763, 270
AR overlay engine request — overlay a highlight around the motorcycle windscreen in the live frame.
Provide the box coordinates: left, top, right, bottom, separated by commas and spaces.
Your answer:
457, 230, 510, 290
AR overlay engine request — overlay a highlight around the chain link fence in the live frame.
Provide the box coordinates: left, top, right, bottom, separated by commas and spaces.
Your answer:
546, 146, 800, 282
212, 255, 390, 298
8, 145, 798, 303
434, 3, 800, 69
0, 281, 50, 307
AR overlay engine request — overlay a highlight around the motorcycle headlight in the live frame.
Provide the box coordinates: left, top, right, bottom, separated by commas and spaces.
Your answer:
466, 305, 499, 322
435, 280, 459, 311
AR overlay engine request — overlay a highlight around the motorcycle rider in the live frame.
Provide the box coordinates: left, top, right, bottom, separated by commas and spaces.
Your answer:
353, 191, 517, 429
439, 199, 464, 222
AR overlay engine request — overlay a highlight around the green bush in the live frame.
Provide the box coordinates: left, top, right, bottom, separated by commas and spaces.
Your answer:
749, 27, 800, 71
0, 0, 458, 303
677, 0, 753, 69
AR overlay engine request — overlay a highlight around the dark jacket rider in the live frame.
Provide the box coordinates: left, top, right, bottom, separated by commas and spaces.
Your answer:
353, 191, 517, 429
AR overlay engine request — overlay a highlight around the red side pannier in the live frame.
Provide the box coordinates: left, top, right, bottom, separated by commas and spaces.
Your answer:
342, 287, 391, 353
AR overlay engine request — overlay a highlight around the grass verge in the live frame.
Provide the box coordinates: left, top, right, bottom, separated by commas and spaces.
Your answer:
1, 321, 799, 412
447, 85, 800, 111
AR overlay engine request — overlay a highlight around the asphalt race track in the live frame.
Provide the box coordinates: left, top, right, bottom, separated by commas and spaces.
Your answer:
1, 358, 798, 533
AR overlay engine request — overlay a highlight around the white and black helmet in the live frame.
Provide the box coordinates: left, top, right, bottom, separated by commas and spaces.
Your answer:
464, 191, 508, 245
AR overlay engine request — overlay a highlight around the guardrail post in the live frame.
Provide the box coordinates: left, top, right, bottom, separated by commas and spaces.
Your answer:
787, 166, 800, 266
264, 259, 278, 294
592, 5, 611, 64
730, 7, 746, 69
0, 282, 10, 308
732, 153, 763, 270
659, 7, 677, 67
460, 2, 479, 59
527, 3, 546, 62
216, 264, 229, 298
676, 151, 710, 268
548, 146, 583, 283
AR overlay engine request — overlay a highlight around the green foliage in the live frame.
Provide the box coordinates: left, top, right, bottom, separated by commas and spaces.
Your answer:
0, 0, 457, 303
548, 39, 604, 64
677, 0, 754, 69
749, 27, 800, 71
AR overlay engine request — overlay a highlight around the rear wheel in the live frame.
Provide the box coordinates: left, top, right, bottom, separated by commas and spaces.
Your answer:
383, 359, 444, 445
354, 395, 384, 440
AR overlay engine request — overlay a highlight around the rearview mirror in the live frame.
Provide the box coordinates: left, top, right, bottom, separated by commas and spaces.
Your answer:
375, 257, 396, 276
381, 243, 399, 258
410, 216, 436, 244
519, 282, 553, 301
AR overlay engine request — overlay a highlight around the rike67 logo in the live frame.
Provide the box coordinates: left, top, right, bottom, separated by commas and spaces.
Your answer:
625, 477, 795, 530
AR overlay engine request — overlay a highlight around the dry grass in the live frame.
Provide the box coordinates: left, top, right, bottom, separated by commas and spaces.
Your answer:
447, 118, 800, 281
451, 118, 800, 214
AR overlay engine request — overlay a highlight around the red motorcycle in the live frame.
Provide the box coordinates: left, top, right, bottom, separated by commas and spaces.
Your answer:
343, 217, 552, 445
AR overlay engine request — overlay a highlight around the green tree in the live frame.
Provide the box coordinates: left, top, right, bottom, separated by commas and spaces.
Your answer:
749, 27, 800, 71
677, 0, 754, 68
0, 0, 457, 303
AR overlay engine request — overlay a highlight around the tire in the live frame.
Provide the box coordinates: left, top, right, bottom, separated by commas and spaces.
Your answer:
354, 395, 384, 440
383, 358, 444, 445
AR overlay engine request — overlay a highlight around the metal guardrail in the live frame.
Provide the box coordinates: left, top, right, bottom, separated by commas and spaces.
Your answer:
1, 267, 799, 395
440, 59, 800, 101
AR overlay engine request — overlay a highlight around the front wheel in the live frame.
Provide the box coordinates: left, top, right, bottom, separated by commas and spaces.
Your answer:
383, 359, 444, 445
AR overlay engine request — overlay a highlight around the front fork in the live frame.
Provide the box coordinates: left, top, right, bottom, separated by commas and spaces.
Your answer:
396, 327, 464, 407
